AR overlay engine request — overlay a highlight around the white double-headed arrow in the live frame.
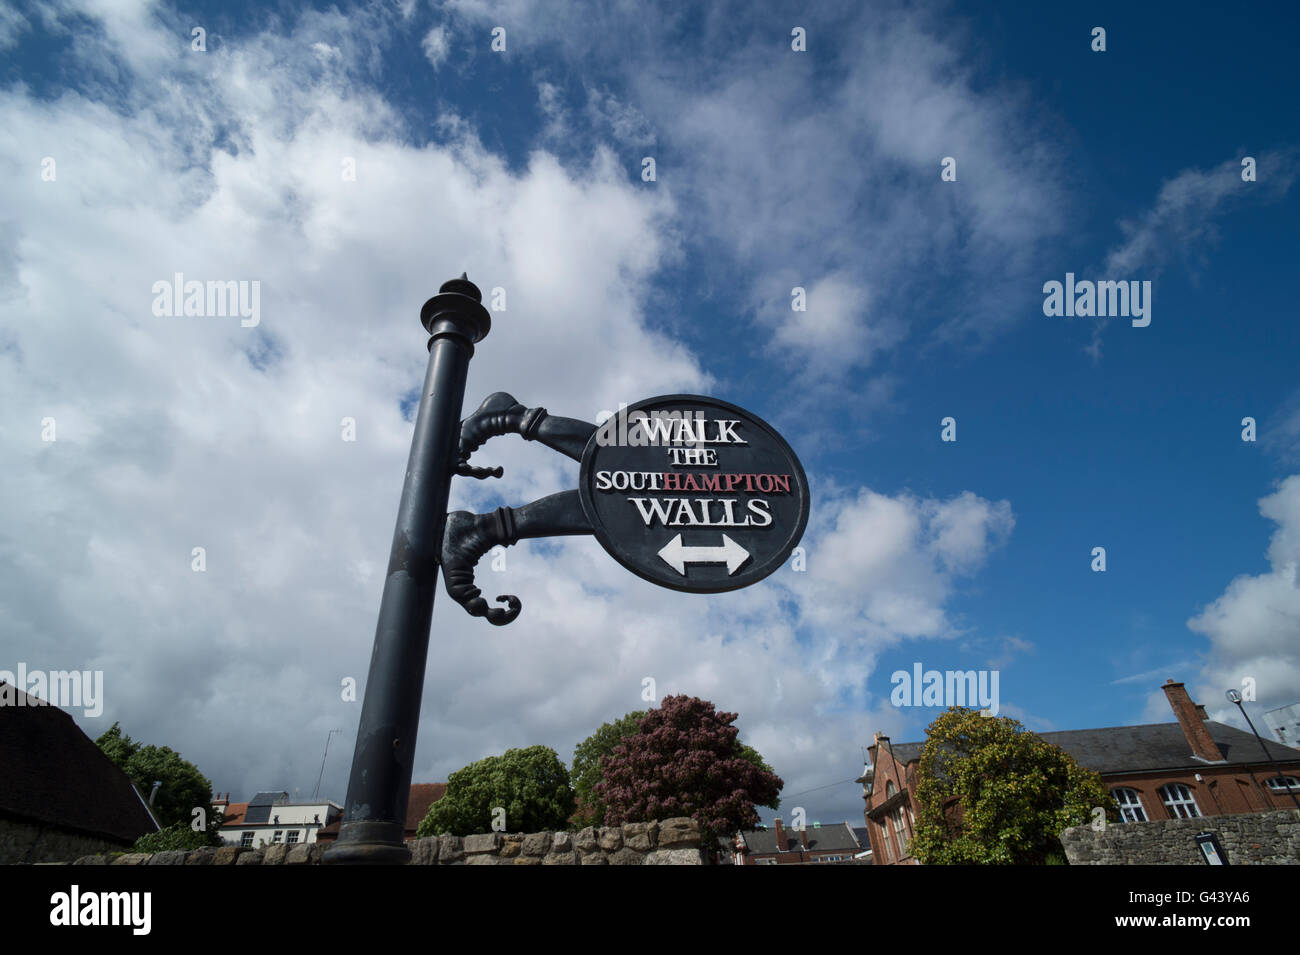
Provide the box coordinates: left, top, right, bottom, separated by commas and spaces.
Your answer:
657, 534, 750, 575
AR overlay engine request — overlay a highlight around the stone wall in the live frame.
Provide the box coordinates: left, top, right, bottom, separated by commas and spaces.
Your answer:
1, 817, 129, 865
64, 817, 705, 866
1062, 809, 1300, 865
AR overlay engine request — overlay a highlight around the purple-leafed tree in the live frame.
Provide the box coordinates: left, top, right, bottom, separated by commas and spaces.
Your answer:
594, 694, 782, 854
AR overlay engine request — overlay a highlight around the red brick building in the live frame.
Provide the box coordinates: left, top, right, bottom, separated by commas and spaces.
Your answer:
859, 679, 1300, 865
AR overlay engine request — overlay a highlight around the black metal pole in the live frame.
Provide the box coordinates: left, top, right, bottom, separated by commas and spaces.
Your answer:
1233, 699, 1300, 812
324, 274, 491, 865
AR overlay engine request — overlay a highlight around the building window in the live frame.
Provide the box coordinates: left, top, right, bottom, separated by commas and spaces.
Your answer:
272, 830, 284, 843
1266, 776, 1300, 792
1158, 783, 1202, 819
286, 830, 300, 844
879, 823, 893, 863
891, 807, 909, 855
1112, 787, 1147, 822
240, 832, 254, 847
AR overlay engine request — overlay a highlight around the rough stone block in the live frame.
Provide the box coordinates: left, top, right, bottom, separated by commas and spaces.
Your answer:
656, 817, 700, 848
597, 827, 622, 851
608, 847, 645, 866
438, 834, 464, 863
410, 836, 441, 866
551, 831, 573, 852
464, 832, 503, 855
623, 822, 657, 851
185, 847, 218, 866
147, 850, 188, 865
645, 848, 703, 865
499, 835, 523, 858
111, 853, 150, 866
579, 851, 608, 865
543, 851, 578, 865
235, 850, 263, 865
521, 832, 552, 856
262, 844, 290, 866
574, 827, 598, 852
213, 846, 248, 865
285, 844, 314, 865
73, 855, 108, 866
512, 856, 542, 865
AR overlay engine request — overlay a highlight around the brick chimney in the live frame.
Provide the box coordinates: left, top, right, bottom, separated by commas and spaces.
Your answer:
798, 826, 809, 852
773, 818, 786, 854
1162, 680, 1224, 762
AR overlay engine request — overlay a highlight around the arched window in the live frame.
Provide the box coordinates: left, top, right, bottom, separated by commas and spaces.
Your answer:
1111, 787, 1147, 823
885, 780, 897, 797
1158, 783, 1201, 819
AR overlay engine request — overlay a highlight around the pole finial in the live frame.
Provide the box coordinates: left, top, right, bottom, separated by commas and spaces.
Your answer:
437, 273, 482, 302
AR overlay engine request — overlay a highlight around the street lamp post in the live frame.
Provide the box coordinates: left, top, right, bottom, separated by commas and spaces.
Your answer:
1226, 688, 1300, 812
324, 275, 491, 865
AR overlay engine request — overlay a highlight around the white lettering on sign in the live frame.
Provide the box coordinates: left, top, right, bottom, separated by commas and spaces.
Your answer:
628, 497, 772, 527
591, 414, 797, 576
667, 447, 718, 466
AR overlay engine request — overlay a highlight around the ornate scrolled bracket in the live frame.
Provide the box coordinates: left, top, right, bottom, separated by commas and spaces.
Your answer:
454, 392, 597, 482
444, 394, 599, 624
454, 392, 551, 479
441, 489, 594, 625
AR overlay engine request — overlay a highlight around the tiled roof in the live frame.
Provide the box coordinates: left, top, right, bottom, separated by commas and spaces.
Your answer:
220, 802, 249, 826
1044, 722, 1300, 775
0, 682, 159, 844
880, 721, 1300, 775
741, 821, 861, 854
405, 783, 447, 834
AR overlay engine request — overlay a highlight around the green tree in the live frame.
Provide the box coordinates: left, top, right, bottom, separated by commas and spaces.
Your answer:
569, 710, 645, 828
417, 745, 574, 837
95, 721, 220, 837
738, 743, 781, 812
132, 819, 224, 853
908, 707, 1114, 865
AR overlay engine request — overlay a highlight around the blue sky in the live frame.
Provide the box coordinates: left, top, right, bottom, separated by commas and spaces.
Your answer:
2, 0, 1298, 826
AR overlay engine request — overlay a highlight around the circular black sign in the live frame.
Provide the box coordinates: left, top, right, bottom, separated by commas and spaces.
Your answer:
578, 395, 810, 593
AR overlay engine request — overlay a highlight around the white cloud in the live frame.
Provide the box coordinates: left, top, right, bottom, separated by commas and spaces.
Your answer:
441, 0, 1071, 396
0, 0, 1019, 826
421, 24, 449, 69
1105, 149, 1298, 276
1185, 476, 1300, 722
0, 2, 30, 50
